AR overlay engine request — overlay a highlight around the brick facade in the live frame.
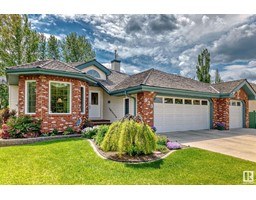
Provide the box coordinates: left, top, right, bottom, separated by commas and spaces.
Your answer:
18, 75, 89, 133
212, 98, 230, 129
137, 92, 155, 126
212, 88, 249, 130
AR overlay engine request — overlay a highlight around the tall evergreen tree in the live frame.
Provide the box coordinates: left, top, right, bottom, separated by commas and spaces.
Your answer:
47, 35, 60, 59
39, 33, 47, 60
196, 48, 211, 83
214, 68, 223, 83
62, 32, 95, 63
23, 15, 40, 63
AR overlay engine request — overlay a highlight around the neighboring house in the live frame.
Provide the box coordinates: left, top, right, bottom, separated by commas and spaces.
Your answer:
249, 83, 256, 112
5, 58, 256, 133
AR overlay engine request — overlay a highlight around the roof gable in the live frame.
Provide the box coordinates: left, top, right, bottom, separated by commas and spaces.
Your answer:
75, 59, 111, 76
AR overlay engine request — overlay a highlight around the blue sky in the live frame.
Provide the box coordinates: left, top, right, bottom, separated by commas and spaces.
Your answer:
29, 14, 256, 82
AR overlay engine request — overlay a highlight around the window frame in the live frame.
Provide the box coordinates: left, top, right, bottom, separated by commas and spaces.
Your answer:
81, 86, 85, 114
49, 81, 72, 114
25, 80, 36, 114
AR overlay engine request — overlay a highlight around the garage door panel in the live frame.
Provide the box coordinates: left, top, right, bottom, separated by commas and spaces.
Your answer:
154, 98, 210, 133
229, 101, 243, 129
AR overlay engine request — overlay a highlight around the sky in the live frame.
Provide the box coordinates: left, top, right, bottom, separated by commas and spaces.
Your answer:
28, 14, 256, 82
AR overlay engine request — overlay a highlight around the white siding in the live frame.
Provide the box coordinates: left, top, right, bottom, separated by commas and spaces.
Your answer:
81, 66, 106, 80
9, 85, 19, 112
103, 92, 135, 122
89, 86, 104, 119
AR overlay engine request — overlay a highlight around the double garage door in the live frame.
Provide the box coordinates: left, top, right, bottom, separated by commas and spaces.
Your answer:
154, 97, 244, 133
154, 96, 210, 133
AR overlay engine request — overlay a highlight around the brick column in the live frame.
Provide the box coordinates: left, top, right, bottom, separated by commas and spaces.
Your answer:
137, 92, 155, 126
212, 98, 230, 130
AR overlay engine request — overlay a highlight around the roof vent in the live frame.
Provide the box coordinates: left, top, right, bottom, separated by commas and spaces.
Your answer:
111, 50, 121, 72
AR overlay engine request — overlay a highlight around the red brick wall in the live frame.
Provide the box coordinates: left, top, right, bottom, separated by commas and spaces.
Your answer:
212, 98, 230, 129
18, 75, 89, 133
137, 92, 155, 126
212, 88, 249, 129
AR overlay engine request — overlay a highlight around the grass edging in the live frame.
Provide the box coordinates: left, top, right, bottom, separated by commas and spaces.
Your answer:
0, 134, 82, 147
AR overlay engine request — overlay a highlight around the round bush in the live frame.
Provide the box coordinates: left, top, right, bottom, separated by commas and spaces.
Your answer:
101, 119, 157, 156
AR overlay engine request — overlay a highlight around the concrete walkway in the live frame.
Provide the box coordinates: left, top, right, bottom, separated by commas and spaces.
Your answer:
159, 128, 256, 162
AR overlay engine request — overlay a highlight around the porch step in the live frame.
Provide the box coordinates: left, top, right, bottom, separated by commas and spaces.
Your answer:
90, 119, 111, 126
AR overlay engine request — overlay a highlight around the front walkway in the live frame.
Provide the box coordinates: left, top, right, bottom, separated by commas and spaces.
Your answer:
159, 128, 256, 162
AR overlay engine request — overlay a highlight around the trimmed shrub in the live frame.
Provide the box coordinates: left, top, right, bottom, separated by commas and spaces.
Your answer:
63, 127, 74, 135
7, 115, 42, 138
101, 119, 157, 156
82, 126, 98, 139
94, 125, 109, 145
156, 144, 169, 153
157, 135, 168, 146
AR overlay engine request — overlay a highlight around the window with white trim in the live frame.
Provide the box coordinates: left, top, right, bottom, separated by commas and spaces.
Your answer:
81, 86, 85, 113
26, 81, 36, 114
50, 82, 71, 113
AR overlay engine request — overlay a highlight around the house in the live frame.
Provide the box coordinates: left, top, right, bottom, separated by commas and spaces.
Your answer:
5, 58, 256, 133
249, 83, 256, 112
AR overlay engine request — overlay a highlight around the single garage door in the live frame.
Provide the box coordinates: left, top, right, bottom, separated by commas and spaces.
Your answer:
154, 97, 210, 133
229, 100, 243, 129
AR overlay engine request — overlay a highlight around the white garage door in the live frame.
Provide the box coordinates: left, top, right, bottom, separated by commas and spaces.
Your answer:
154, 97, 210, 133
229, 100, 243, 129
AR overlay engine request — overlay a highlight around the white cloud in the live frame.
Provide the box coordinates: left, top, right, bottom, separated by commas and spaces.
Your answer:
202, 15, 209, 24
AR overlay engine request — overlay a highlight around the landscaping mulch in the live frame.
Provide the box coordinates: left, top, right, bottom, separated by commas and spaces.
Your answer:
89, 139, 175, 164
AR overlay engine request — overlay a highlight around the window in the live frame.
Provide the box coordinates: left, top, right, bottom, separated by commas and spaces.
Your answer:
87, 70, 101, 78
201, 100, 208, 105
154, 97, 163, 103
164, 98, 173, 104
81, 87, 85, 113
175, 99, 183, 104
232, 101, 236, 106
184, 99, 192, 105
237, 102, 241, 106
91, 92, 99, 105
193, 100, 200, 105
124, 98, 129, 115
26, 81, 36, 114
50, 82, 71, 114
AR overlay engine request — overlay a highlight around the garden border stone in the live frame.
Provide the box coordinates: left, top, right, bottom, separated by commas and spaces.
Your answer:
0, 134, 82, 147
87, 139, 175, 164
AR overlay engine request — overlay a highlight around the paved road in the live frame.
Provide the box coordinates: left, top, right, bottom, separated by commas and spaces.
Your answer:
159, 128, 256, 162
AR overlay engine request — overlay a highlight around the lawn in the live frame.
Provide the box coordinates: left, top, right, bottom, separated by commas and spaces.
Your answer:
0, 138, 255, 185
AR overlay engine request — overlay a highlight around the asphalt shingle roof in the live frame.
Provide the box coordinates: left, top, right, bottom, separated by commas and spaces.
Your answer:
99, 69, 129, 91
7, 60, 83, 74
112, 68, 218, 93
211, 79, 245, 93
249, 82, 256, 93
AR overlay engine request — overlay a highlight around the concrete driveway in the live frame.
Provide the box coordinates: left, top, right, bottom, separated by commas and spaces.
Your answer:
159, 128, 256, 162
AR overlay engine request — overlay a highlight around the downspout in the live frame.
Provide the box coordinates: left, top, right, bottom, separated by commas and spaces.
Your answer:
209, 99, 213, 129
125, 91, 137, 116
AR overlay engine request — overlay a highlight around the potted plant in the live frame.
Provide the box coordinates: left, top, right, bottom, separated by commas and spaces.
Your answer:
216, 122, 225, 130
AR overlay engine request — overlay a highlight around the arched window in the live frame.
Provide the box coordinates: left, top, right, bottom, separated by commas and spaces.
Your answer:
87, 70, 101, 78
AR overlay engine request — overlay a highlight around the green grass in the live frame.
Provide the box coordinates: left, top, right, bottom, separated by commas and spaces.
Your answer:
0, 138, 255, 185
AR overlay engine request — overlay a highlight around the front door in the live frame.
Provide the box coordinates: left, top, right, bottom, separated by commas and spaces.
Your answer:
89, 91, 101, 118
